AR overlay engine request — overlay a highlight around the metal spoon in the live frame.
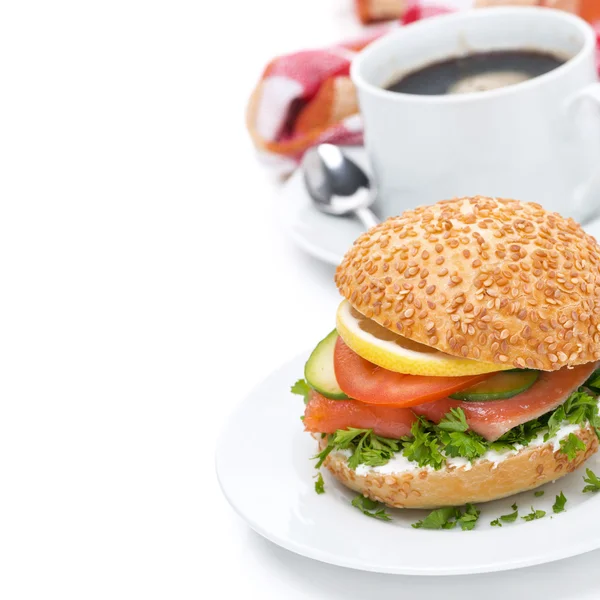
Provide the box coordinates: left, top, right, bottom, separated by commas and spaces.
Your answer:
302, 144, 379, 230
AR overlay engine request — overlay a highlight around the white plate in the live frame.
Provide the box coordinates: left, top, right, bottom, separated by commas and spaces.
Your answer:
277, 147, 600, 266
217, 352, 600, 576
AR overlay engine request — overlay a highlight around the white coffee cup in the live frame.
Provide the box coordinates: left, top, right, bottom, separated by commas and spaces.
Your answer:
351, 7, 600, 222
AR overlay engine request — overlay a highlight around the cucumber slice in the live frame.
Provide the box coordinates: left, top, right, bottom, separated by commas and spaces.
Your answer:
305, 330, 349, 400
449, 370, 539, 402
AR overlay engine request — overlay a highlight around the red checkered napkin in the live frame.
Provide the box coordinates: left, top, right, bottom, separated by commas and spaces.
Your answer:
246, 1, 600, 174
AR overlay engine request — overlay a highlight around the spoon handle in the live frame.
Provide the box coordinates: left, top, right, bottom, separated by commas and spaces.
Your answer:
354, 207, 379, 230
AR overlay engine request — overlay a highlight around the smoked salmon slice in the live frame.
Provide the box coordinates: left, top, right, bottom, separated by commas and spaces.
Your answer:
303, 363, 598, 442
304, 390, 416, 439
413, 362, 599, 441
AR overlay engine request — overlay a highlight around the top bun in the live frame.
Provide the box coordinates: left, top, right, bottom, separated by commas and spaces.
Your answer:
335, 196, 600, 371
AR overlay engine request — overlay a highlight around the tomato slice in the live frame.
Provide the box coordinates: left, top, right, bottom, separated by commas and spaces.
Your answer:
333, 336, 495, 407
304, 390, 416, 439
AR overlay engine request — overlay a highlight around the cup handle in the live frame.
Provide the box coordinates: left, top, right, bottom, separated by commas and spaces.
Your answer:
566, 83, 600, 223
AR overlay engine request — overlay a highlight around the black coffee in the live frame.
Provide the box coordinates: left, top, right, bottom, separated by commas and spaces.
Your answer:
386, 50, 566, 96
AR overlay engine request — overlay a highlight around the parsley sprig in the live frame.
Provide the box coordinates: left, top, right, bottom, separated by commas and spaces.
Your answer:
412, 503, 480, 530
351, 495, 391, 521
490, 503, 519, 527
457, 503, 481, 531
521, 506, 546, 522
553, 492, 567, 513
314, 472, 325, 494
582, 468, 600, 493
291, 379, 311, 404
400, 409, 488, 470
546, 390, 600, 441
314, 428, 401, 470
558, 432, 586, 461
412, 507, 459, 530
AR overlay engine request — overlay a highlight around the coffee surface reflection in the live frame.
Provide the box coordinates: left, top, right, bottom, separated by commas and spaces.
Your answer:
385, 50, 566, 95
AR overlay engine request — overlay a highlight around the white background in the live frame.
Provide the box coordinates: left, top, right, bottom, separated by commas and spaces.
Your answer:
0, 0, 599, 598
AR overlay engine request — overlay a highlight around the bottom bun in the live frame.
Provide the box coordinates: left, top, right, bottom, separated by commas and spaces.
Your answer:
318, 425, 599, 509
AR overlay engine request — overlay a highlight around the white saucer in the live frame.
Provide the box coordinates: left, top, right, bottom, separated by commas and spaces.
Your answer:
276, 147, 371, 266
216, 352, 600, 576
278, 147, 600, 265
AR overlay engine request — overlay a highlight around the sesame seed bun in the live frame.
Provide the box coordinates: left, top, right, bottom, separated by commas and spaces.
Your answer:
317, 425, 598, 509
335, 196, 600, 371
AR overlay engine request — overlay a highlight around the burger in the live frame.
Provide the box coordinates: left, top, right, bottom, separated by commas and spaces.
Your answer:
294, 196, 600, 510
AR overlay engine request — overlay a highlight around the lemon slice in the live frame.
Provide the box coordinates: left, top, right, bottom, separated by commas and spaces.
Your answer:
336, 300, 509, 376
